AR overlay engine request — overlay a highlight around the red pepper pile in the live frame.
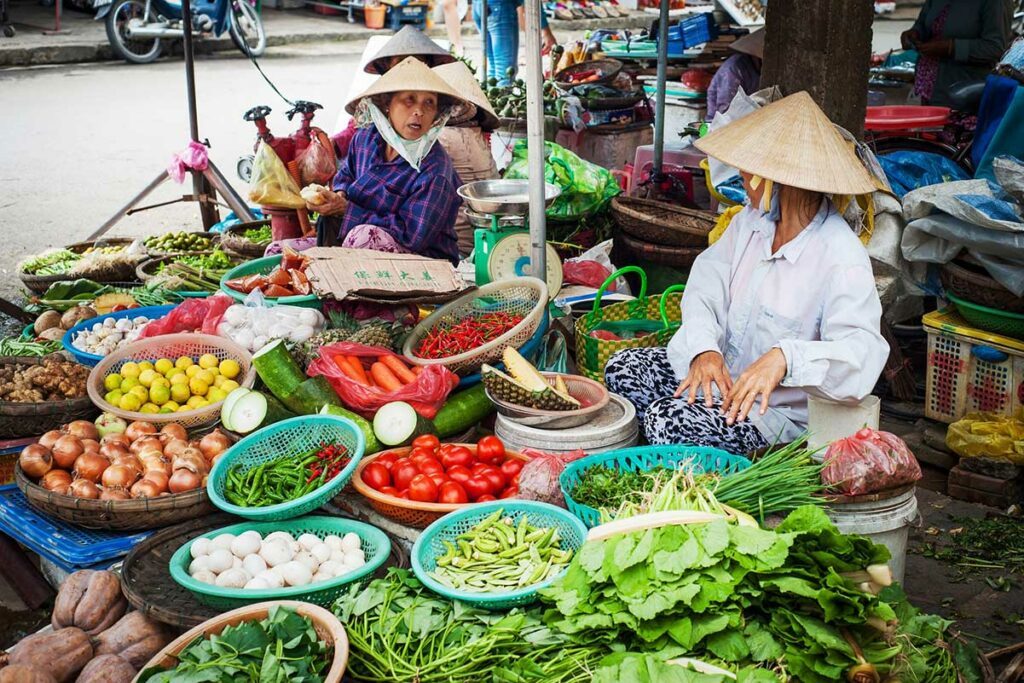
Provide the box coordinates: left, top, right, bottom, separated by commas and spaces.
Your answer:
306, 441, 350, 485
416, 312, 524, 359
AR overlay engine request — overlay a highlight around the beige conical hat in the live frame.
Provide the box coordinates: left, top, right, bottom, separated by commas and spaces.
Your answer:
432, 61, 500, 131
365, 26, 456, 75
346, 56, 471, 115
730, 29, 764, 59
695, 91, 876, 196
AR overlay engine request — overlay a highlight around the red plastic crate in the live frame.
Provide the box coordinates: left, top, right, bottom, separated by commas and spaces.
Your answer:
865, 105, 951, 131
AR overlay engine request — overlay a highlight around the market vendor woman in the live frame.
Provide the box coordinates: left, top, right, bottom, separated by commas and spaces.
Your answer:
606, 92, 889, 453
308, 57, 472, 265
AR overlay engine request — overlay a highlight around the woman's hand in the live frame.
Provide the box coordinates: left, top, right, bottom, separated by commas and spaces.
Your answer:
915, 38, 953, 58
675, 351, 733, 407
900, 29, 920, 50
307, 189, 347, 217
542, 28, 558, 55
721, 348, 787, 425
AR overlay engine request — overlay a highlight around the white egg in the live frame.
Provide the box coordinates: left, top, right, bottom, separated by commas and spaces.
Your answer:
231, 556, 243, 569
215, 568, 250, 588
210, 533, 236, 552
298, 533, 321, 552
244, 577, 270, 590
189, 556, 211, 575
317, 560, 342, 577
324, 535, 343, 551
265, 531, 295, 546
311, 571, 333, 585
280, 560, 312, 587
242, 554, 268, 577
329, 549, 346, 564
190, 538, 212, 559
230, 531, 262, 559
294, 551, 320, 574
206, 548, 234, 573
309, 544, 331, 564
255, 569, 285, 588
192, 570, 217, 585
333, 564, 352, 578
343, 548, 366, 566
340, 532, 361, 553
343, 555, 365, 571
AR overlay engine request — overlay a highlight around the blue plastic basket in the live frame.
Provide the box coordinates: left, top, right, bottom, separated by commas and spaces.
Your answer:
659, 13, 719, 55
61, 305, 177, 367
456, 312, 549, 389
560, 445, 751, 527
0, 484, 151, 572
207, 415, 366, 522
411, 500, 587, 610
220, 255, 320, 308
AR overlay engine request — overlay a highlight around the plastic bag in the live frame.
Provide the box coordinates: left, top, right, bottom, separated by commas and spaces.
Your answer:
562, 260, 612, 290
504, 141, 620, 220
139, 294, 233, 339
248, 141, 305, 209
876, 150, 970, 199
215, 290, 325, 353
946, 411, 1024, 464
296, 130, 338, 187
516, 448, 587, 507
821, 427, 922, 496
307, 342, 457, 419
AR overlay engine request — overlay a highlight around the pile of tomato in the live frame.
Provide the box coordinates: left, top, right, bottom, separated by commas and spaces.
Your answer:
359, 435, 522, 504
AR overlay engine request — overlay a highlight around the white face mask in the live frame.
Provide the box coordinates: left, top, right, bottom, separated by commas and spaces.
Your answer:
364, 100, 451, 172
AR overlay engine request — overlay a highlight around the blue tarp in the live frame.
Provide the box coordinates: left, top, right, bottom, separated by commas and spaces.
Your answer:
877, 151, 970, 198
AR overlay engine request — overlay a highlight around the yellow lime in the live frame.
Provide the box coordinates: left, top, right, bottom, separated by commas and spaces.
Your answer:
219, 359, 241, 380
212, 374, 226, 388
159, 405, 176, 414
170, 373, 189, 386
105, 389, 124, 405
120, 376, 140, 391
186, 395, 206, 409
185, 365, 200, 379
103, 374, 122, 391
199, 353, 219, 370
119, 394, 142, 412
154, 358, 174, 375
175, 356, 194, 369
120, 362, 140, 379
166, 367, 185, 380
176, 404, 192, 413
206, 387, 228, 403
170, 383, 191, 404
195, 369, 216, 386
162, 400, 180, 412
189, 377, 209, 397
129, 385, 149, 402
140, 402, 160, 414
138, 361, 155, 374
151, 376, 170, 389
221, 380, 241, 394
138, 369, 158, 388
193, 398, 210, 409
149, 384, 171, 406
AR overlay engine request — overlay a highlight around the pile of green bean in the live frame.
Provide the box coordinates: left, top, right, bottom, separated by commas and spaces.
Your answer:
431, 509, 573, 592
223, 442, 349, 508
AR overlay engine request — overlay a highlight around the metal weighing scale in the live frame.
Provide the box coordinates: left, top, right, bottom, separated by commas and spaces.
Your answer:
458, 179, 564, 294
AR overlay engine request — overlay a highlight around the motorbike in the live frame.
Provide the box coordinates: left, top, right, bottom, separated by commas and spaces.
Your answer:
95, 0, 266, 64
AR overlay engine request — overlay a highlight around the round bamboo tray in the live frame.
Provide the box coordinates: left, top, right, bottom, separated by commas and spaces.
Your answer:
135, 600, 348, 682
19, 239, 142, 293
0, 356, 97, 439
351, 445, 530, 528
940, 257, 1024, 313
618, 232, 704, 269
611, 196, 715, 247
220, 220, 272, 259
554, 58, 623, 88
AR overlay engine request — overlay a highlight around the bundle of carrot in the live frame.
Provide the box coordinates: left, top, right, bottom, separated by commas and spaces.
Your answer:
333, 353, 422, 393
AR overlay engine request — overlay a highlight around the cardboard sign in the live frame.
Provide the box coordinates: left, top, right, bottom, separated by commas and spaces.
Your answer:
304, 247, 467, 301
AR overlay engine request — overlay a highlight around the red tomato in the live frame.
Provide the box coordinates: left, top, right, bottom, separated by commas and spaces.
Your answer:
427, 472, 449, 488
463, 475, 491, 501
361, 462, 391, 491
471, 463, 490, 474
512, 472, 521, 487
499, 486, 519, 499
380, 486, 401, 497
446, 465, 472, 485
476, 435, 506, 465
392, 461, 420, 491
500, 459, 523, 480
438, 481, 468, 504
398, 489, 410, 499
408, 474, 439, 503
476, 494, 497, 502
409, 447, 436, 461
414, 456, 444, 475
440, 446, 474, 470
374, 452, 400, 471
412, 434, 440, 452
478, 466, 506, 494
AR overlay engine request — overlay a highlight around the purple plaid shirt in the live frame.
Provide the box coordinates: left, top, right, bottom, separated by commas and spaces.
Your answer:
331, 127, 462, 264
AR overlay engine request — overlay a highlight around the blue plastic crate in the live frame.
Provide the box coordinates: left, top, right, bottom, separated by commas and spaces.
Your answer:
659, 14, 719, 55
0, 485, 152, 572
385, 3, 426, 30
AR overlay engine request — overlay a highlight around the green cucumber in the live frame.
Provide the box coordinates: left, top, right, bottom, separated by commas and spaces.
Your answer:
282, 375, 343, 415
320, 404, 380, 454
224, 390, 297, 435
373, 401, 437, 447
433, 383, 494, 438
252, 339, 306, 402
220, 387, 251, 432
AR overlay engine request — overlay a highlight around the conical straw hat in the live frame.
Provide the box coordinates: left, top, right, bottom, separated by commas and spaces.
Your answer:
730, 29, 764, 59
695, 91, 876, 196
346, 56, 471, 115
365, 26, 456, 75
433, 61, 500, 131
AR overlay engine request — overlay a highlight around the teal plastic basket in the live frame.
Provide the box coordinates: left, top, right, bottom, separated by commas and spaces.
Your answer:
168, 515, 391, 609
411, 500, 587, 610
207, 415, 365, 521
560, 445, 752, 527
219, 255, 320, 308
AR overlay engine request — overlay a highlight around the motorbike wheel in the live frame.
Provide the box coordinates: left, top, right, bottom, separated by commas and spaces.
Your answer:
105, 0, 162, 64
229, 0, 265, 58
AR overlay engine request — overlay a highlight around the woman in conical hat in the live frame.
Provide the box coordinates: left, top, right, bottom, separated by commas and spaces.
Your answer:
606, 91, 890, 453
309, 57, 474, 265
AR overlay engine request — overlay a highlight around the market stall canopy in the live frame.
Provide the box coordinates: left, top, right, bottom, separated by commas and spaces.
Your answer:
346, 56, 473, 117
695, 91, 876, 195
364, 25, 457, 75
730, 28, 764, 59
432, 61, 500, 131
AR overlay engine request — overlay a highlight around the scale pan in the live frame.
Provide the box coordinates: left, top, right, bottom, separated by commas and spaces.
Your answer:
457, 180, 561, 216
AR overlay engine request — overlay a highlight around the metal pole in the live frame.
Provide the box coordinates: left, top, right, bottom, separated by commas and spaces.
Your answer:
181, 0, 219, 228
652, 0, 669, 175
480, 0, 488, 84
524, 0, 546, 282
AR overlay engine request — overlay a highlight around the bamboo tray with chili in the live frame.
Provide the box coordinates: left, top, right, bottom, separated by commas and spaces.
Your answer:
415, 312, 525, 359
223, 442, 350, 508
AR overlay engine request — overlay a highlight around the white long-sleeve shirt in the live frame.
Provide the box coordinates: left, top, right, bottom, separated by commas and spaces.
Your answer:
667, 200, 889, 442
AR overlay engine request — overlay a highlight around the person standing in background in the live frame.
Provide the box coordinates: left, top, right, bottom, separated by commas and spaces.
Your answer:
473, 0, 556, 84
706, 29, 764, 116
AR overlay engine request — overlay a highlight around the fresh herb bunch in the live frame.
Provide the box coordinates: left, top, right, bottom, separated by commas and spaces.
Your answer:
21, 250, 80, 276
242, 225, 273, 245
137, 605, 332, 682
570, 465, 673, 510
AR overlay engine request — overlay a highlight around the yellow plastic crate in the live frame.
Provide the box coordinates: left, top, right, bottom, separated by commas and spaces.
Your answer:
923, 308, 1024, 423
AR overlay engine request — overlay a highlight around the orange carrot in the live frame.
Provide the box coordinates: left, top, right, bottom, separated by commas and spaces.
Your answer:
380, 355, 416, 385
411, 365, 423, 376
345, 355, 372, 386
370, 362, 403, 392
334, 355, 368, 386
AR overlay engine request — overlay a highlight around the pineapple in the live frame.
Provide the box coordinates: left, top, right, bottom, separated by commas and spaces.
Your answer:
483, 349, 580, 411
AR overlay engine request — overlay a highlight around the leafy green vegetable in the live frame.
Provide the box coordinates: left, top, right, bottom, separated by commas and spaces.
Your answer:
590, 653, 785, 683
137, 605, 331, 683
242, 225, 273, 245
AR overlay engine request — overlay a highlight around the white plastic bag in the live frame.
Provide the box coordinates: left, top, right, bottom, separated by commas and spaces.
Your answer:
215, 289, 325, 352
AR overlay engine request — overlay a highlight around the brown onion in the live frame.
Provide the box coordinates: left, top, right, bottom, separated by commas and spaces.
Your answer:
199, 430, 231, 460
41, 469, 72, 494
52, 436, 84, 469
101, 433, 132, 450
101, 464, 139, 490
69, 479, 100, 499
19, 444, 52, 479
39, 430, 63, 450
163, 439, 190, 459
80, 438, 100, 453
141, 469, 169, 491
125, 421, 157, 442
111, 454, 143, 478
130, 436, 162, 456
100, 488, 131, 501
130, 479, 164, 498
160, 423, 188, 443
72, 452, 109, 483
66, 420, 99, 441
99, 443, 130, 461
168, 468, 202, 493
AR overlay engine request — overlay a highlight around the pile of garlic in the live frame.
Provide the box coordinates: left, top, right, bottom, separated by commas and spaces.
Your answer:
71, 315, 152, 357
187, 529, 366, 590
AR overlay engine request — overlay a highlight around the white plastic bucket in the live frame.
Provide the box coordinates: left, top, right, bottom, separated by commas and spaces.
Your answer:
826, 487, 918, 585
807, 395, 881, 457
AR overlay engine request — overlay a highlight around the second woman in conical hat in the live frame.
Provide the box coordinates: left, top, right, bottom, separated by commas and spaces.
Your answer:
308, 57, 473, 265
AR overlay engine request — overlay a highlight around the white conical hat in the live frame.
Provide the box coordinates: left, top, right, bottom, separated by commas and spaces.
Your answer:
432, 61, 500, 130
345, 56, 471, 115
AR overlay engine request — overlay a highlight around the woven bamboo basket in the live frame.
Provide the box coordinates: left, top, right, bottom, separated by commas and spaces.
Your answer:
618, 231, 704, 269
19, 238, 141, 294
0, 356, 98, 438
144, 231, 221, 258
220, 220, 273, 259
940, 258, 1024, 313
553, 58, 623, 88
611, 196, 716, 247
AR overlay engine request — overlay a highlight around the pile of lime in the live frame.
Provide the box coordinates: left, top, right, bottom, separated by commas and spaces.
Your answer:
103, 354, 243, 414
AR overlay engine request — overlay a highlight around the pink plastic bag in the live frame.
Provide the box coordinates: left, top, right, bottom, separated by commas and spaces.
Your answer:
516, 448, 587, 507
297, 131, 338, 187
562, 260, 613, 290
167, 141, 210, 184
821, 427, 922, 496
307, 342, 457, 420
139, 295, 233, 338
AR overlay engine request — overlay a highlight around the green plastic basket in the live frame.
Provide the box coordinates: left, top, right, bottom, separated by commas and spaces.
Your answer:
411, 500, 587, 610
219, 255, 320, 308
559, 445, 751, 528
207, 415, 365, 521
168, 515, 391, 609
946, 292, 1024, 340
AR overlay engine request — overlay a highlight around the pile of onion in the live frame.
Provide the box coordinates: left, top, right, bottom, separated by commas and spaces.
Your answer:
19, 418, 231, 501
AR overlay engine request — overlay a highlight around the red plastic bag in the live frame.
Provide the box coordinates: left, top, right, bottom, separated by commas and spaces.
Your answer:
307, 342, 457, 420
297, 130, 338, 187
516, 448, 587, 507
821, 427, 922, 496
562, 260, 613, 290
139, 295, 233, 339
